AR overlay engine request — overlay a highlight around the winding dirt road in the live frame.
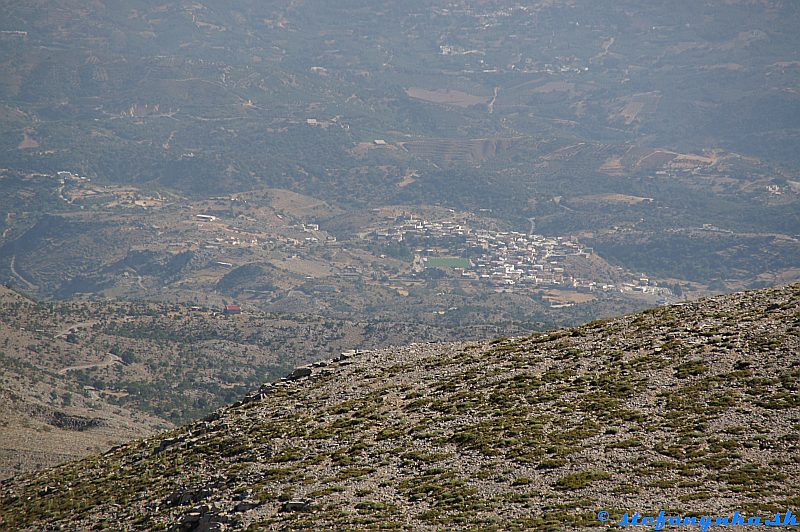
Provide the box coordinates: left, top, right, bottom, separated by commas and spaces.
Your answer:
58, 353, 123, 375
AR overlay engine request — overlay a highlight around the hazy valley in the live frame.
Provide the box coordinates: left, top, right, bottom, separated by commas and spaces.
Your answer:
0, 1, 798, 528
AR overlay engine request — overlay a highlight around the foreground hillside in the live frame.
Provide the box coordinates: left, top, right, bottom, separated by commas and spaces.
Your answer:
1, 285, 798, 529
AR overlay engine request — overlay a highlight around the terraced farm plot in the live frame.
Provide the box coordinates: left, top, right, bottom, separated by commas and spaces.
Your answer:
399, 137, 523, 165
405, 87, 487, 107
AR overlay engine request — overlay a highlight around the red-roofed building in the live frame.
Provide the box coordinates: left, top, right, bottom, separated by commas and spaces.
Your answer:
223, 304, 241, 315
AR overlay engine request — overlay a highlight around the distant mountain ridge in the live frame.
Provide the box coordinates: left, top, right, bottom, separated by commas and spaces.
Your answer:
1, 283, 797, 529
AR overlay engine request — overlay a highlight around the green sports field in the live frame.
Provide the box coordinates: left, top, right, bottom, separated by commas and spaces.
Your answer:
426, 257, 471, 268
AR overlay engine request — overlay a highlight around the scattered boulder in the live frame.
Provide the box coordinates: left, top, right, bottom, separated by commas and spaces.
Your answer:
233, 501, 258, 513
164, 488, 211, 508
280, 499, 311, 512
169, 505, 231, 531
155, 436, 186, 455
202, 412, 221, 423
286, 367, 313, 381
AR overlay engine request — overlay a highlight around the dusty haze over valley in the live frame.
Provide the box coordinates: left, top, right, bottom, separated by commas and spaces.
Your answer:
0, 1, 798, 529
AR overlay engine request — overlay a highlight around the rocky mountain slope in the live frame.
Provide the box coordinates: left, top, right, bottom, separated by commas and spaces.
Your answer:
1, 284, 798, 529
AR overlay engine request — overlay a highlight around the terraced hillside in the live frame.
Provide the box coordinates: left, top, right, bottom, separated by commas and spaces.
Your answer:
1, 284, 798, 529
